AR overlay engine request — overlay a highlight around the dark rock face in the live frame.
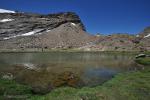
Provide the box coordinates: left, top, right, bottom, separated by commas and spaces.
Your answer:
0, 12, 93, 49
0, 12, 85, 39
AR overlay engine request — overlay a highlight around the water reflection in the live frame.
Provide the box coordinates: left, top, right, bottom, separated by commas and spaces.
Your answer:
82, 68, 116, 86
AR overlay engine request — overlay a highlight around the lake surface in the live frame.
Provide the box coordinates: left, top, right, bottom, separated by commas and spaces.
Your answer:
0, 52, 142, 93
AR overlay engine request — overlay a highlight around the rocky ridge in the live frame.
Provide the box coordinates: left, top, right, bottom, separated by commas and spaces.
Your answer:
0, 9, 94, 50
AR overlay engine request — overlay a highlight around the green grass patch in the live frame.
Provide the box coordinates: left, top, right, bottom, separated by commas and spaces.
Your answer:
0, 79, 32, 99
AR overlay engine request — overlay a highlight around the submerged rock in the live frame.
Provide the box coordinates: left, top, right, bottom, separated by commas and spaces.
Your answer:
1, 73, 14, 80
52, 71, 83, 87
13, 64, 40, 71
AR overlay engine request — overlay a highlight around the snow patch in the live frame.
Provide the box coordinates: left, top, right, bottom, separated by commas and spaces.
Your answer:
3, 35, 17, 40
71, 23, 76, 26
144, 33, 150, 38
40, 18, 49, 20
46, 30, 51, 32
3, 29, 43, 40
0, 9, 15, 13
21, 30, 42, 36
136, 35, 139, 37
0, 19, 14, 22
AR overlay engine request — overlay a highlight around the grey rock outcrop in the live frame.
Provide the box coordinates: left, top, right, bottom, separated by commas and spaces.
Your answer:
0, 11, 93, 50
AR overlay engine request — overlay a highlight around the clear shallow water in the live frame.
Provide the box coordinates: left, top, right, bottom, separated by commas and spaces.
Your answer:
0, 52, 141, 92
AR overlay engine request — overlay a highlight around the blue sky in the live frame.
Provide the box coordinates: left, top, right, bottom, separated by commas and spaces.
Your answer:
0, 0, 150, 35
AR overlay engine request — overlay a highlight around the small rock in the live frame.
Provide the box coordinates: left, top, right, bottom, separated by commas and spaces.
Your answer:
135, 54, 146, 58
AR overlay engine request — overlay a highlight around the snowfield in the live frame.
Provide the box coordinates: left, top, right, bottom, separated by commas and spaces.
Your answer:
20, 29, 43, 36
71, 23, 76, 26
0, 19, 14, 22
3, 29, 44, 40
144, 33, 150, 38
46, 30, 51, 32
136, 35, 139, 37
0, 9, 15, 13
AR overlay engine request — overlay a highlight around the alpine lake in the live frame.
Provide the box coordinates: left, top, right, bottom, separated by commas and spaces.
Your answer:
0, 52, 143, 94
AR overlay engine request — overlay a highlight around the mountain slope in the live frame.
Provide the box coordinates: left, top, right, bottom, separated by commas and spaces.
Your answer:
0, 10, 94, 50
0, 9, 149, 51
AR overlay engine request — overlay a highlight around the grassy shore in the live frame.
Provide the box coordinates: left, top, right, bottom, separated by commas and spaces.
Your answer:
0, 56, 150, 100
